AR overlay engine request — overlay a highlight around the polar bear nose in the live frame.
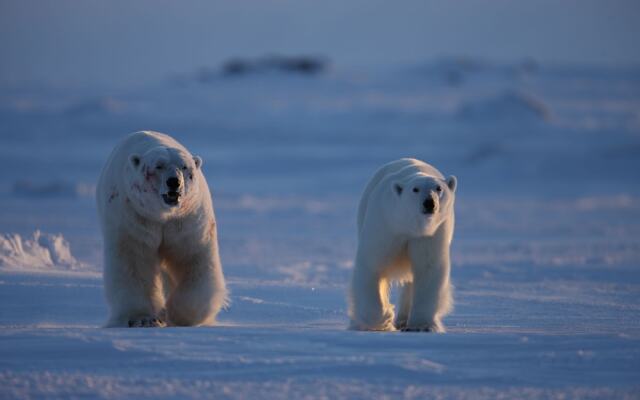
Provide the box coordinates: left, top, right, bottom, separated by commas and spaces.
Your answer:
422, 197, 435, 214
166, 177, 180, 190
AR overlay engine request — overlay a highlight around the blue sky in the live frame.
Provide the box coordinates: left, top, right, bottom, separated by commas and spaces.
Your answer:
1, 0, 638, 87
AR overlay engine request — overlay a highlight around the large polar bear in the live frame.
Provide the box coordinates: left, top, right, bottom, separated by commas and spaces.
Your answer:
97, 131, 227, 327
348, 158, 457, 333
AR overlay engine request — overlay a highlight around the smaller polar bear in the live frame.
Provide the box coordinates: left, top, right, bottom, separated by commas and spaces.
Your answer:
348, 158, 457, 333
97, 131, 227, 327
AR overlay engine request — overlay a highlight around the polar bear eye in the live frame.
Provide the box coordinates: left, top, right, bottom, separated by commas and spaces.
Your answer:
436, 185, 442, 193
412, 187, 419, 193
156, 164, 164, 170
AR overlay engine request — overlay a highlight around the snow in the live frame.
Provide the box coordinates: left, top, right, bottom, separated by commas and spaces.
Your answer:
0, 231, 83, 271
456, 91, 552, 122
1, 59, 640, 398
13, 180, 94, 198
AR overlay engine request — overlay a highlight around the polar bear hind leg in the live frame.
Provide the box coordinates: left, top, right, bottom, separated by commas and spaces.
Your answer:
394, 282, 413, 330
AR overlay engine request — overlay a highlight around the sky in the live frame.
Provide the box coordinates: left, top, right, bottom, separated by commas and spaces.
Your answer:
0, 0, 639, 88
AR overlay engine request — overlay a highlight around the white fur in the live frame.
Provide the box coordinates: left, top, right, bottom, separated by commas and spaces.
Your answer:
96, 131, 227, 327
348, 158, 457, 333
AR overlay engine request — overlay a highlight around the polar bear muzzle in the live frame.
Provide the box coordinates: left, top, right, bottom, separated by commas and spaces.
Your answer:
166, 177, 180, 190
162, 177, 182, 206
422, 197, 435, 214
422, 193, 438, 215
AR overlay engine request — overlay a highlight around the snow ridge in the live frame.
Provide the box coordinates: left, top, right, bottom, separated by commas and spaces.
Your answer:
0, 231, 82, 271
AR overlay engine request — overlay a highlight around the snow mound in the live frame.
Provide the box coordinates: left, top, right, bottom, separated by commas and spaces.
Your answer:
457, 91, 551, 122
194, 55, 328, 82
13, 180, 94, 198
0, 231, 82, 271
64, 97, 127, 117
432, 56, 488, 85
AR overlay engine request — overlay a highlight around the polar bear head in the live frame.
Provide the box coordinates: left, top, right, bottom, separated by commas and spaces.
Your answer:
389, 173, 457, 237
124, 146, 203, 220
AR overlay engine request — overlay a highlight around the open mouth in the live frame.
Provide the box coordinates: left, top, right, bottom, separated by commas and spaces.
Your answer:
162, 192, 181, 206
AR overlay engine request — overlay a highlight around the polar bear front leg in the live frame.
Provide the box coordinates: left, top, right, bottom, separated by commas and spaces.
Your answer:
348, 259, 395, 331
404, 238, 452, 333
165, 249, 227, 326
103, 241, 166, 327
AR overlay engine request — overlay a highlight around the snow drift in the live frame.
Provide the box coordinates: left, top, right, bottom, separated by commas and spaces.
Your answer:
0, 231, 82, 271
457, 91, 551, 122
13, 180, 94, 198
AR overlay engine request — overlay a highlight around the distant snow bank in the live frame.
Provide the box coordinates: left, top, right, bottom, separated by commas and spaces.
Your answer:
457, 91, 551, 122
13, 180, 95, 198
0, 231, 83, 271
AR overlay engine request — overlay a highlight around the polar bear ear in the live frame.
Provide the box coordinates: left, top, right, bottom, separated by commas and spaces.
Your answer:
447, 175, 457, 193
193, 156, 203, 170
392, 182, 403, 196
129, 154, 141, 169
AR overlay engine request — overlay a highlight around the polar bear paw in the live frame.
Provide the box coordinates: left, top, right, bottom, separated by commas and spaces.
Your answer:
395, 319, 408, 331
402, 321, 445, 333
127, 316, 166, 328
401, 326, 432, 332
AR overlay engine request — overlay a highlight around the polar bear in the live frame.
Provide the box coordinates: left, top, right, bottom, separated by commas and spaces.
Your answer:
96, 131, 227, 327
348, 158, 457, 333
